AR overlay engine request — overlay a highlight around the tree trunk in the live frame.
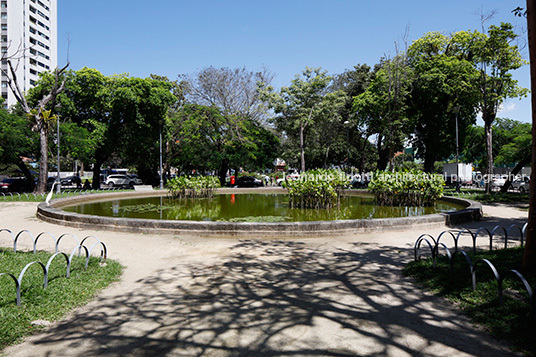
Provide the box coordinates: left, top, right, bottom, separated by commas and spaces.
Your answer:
300, 123, 306, 173
524, 0, 536, 272
500, 157, 531, 193
36, 126, 49, 194
484, 119, 494, 194
423, 147, 435, 173
218, 159, 229, 186
323, 145, 330, 168
92, 158, 103, 189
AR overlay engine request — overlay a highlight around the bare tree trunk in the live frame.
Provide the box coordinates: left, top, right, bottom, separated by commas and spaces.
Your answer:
484, 119, 494, 194
36, 127, 49, 193
524, 0, 536, 272
300, 123, 306, 173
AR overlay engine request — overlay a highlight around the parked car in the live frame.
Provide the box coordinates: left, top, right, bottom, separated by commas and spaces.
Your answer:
235, 176, 263, 188
60, 175, 82, 187
47, 177, 58, 190
511, 176, 530, 190
520, 180, 530, 194
491, 175, 507, 188
104, 174, 135, 188
127, 174, 143, 185
0, 177, 27, 192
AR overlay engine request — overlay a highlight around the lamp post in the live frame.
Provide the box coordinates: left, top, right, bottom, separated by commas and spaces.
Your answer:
454, 106, 461, 192
56, 114, 61, 193
159, 122, 164, 190
344, 120, 350, 171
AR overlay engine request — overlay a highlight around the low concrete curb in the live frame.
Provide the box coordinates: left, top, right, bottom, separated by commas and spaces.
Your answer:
37, 191, 482, 237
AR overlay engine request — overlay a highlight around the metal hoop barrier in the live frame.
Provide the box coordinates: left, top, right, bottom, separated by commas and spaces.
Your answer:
0, 228, 108, 306
413, 223, 534, 322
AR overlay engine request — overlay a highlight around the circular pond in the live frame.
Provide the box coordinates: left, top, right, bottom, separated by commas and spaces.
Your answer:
61, 193, 464, 222
37, 189, 482, 237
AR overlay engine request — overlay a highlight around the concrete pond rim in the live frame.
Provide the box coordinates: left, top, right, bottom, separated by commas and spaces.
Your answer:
36, 188, 482, 237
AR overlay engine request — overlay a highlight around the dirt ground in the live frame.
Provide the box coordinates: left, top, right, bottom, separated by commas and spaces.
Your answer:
0, 200, 527, 356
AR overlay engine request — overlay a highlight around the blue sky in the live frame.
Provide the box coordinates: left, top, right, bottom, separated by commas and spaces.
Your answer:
58, 0, 530, 123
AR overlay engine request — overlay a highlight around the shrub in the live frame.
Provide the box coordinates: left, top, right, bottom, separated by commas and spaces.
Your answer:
286, 169, 349, 209
368, 169, 444, 206
166, 175, 220, 199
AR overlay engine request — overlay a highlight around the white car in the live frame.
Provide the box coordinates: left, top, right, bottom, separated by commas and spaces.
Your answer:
491, 175, 507, 187
127, 174, 143, 185
105, 174, 135, 188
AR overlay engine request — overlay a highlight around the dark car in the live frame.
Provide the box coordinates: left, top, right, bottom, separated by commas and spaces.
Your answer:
0, 177, 27, 192
235, 176, 263, 188
60, 175, 82, 187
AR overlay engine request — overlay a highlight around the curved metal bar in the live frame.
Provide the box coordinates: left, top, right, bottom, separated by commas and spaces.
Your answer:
490, 225, 508, 250
55, 233, 80, 253
0, 272, 20, 306
473, 227, 492, 253
70, 245, 90, 269
0, 229, 16, 251
34, 232, 58, 254
506, 224, 524, 248
87, 241, 108, 264
455, 229, 475, 253
437, 243, 452, 262
414, 234, 437, 261
17, 261, 47, 301
472, 259, 501, 301
502, 269, 533, 307
522, 223, 528, 247
450, 250, 473, 281
13, 230, 36, 253
45, 252, 71, 284
81, 235, 107, 261
436, 230, 457, 246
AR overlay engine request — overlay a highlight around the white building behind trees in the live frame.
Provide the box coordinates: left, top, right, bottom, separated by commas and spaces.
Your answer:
1, 0, 57, 107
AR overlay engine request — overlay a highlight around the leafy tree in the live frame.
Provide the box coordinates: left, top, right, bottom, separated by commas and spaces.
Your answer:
0, 107, 37, 190
470, 22, 528, 193
259, 67, 346, 172
407, 31, 479, 172
353, 56, 412, 171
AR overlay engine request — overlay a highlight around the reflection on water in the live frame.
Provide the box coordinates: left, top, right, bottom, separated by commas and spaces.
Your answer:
63, 194, 464, 222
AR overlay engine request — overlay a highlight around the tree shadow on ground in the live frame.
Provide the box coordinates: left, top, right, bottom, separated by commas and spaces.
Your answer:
24, 240, 515, 356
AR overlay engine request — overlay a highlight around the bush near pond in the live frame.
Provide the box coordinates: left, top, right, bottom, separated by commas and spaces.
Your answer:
167, 176, 220, 199
286, 169, 349, 209
368, 169, 444, 206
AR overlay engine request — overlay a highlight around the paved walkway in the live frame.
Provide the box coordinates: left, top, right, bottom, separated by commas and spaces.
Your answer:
0, 201, 527, 356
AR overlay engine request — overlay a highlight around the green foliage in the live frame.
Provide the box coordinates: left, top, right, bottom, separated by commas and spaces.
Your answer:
0, 248, 123, 348
166, 175, 220, 199
285, 169, 349, 209
368, 169, 444, 206
404, 247, 535, 354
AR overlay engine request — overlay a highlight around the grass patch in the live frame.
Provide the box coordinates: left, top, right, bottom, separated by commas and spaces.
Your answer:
444, 188, 529, 205
0, 248, 123, 349
404, 247, 535, 355
0, 189, 134, 203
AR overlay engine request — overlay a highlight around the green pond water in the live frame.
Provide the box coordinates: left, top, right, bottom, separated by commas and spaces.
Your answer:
62, 193, 464, 222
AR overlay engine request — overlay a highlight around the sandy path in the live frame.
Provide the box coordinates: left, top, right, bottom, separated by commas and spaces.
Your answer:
0, 201, 527, 356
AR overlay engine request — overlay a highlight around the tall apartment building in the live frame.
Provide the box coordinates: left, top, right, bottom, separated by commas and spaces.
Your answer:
1, 0, 57, 107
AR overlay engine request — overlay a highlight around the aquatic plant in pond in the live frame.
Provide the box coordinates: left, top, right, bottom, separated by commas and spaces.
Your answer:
167, 175, 220, 199
368, 169, 444, 206
285, 169, 350, 209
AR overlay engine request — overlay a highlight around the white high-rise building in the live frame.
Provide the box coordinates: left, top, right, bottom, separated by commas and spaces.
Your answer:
1, 0, 57, 107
